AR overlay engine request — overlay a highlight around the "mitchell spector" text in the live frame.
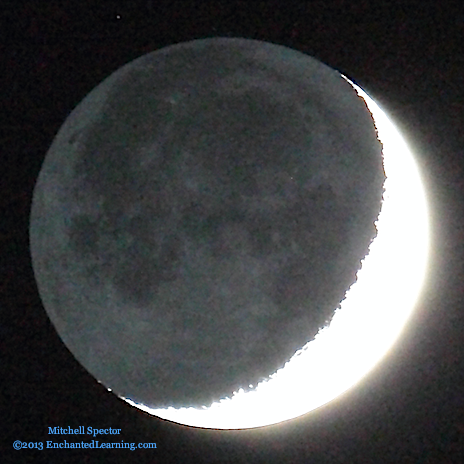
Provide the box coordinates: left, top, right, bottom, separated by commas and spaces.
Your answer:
48, 426, 122, 437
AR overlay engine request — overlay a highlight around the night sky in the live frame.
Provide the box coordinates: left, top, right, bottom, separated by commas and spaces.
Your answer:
2, 1, 464, 463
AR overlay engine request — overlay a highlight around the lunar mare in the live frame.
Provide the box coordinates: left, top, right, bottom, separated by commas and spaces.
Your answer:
29, 38, 400, 426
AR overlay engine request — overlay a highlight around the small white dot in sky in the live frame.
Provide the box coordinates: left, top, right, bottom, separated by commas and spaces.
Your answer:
116, 14, 121, 19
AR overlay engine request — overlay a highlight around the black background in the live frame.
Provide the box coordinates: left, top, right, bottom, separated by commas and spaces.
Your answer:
2, 1, 464, 463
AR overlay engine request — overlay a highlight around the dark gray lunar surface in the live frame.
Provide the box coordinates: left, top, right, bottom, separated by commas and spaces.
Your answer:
30, 38, 385, 409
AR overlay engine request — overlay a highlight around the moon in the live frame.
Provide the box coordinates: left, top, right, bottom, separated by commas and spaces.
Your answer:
29, 38, 429, 429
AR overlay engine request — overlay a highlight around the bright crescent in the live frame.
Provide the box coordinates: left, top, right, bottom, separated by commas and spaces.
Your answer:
122, 79, 430, 429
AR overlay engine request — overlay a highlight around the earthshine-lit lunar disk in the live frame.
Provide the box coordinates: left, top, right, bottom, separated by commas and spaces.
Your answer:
29, 38, 429, 429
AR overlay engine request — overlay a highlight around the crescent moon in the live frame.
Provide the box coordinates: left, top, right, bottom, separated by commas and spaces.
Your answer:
30, 39, 430, 430
122, 80, 430, 429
